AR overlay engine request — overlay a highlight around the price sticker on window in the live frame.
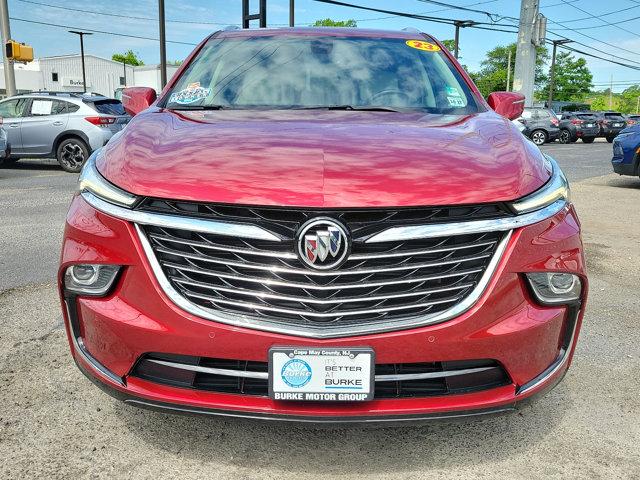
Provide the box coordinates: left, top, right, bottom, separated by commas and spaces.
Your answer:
406, 40, 441, 52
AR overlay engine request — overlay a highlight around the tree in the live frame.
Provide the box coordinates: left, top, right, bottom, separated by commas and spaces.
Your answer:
112, 50, 144, 66
469, 43, 548, 97
441, 39, 456, 53
540, 51, 592, 102
313, 18, 357, 27
618, 85, 640, 113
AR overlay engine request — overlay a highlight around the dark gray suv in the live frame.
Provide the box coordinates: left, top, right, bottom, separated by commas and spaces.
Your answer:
516, 107, 561, 146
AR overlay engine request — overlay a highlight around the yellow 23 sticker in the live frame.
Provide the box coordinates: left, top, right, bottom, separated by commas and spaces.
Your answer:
406, 40, 441, 52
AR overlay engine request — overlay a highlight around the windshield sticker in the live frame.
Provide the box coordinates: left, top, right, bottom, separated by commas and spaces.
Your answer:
405, 40, 441, 52
169, 85, 211, 105
447, 96, 465, 107
445, 86, 462, 97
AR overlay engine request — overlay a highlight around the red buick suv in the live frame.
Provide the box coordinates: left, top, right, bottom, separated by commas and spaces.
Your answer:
59, 28, 587, 424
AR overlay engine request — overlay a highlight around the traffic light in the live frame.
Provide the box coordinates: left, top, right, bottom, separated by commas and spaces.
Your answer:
5, 40, 33, 62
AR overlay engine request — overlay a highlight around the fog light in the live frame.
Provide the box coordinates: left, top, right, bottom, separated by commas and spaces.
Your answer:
526, 272, 582, 305
64, 264, 121, 296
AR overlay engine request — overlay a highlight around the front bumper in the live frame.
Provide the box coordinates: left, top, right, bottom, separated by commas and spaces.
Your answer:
59, 196, 587, 423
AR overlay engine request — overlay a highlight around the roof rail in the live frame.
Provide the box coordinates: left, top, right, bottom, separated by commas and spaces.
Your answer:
402, 27, 421, 33
13, 91, 107, 98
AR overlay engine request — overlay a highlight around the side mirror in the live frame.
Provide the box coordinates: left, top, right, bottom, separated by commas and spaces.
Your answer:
121, 87, 157, 116
487, 91, 525, 120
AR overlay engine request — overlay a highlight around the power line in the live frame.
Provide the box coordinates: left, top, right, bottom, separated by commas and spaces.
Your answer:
557, 0, 640, 40
414, 0, 517, 22
9, 17, 198, 45
543, 3, 640, 24
16, 0, 233, 25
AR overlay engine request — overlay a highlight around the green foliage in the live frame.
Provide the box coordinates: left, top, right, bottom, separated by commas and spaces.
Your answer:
587, 86, 640, 114
469, 43, 548, 97
112, 50, 144, 66
539, 52, 592, 102
313, 18, 357, 27
441, 39, 456, 53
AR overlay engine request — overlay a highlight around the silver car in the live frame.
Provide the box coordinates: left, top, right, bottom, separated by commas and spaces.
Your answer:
0, 92, 130, 172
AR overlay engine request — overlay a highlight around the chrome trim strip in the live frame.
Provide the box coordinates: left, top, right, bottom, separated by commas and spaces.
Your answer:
136, 224, 512, 338
375, 366, 496, 382
366, 199, 566, 244
146, 358, 495, 383
65, 302, 125, 386
171, 277, 474, 305
81, 191, 281, 242
147, 359, 269, 379
183, 290, 461, 318
348, 239, 497, 260
153, 245, 492, 277
163, 261, 483, 291
151, 231, 495, 262
149, 233, 297, 259
516, 311, 579, 396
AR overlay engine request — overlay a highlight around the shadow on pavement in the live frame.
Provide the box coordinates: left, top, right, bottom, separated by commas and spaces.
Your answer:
114, 389, 569, 475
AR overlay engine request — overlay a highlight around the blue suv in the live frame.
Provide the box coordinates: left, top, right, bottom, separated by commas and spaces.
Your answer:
612, 125, 640, 177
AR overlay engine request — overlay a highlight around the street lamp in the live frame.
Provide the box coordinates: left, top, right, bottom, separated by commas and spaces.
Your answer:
68, 30, 93, 93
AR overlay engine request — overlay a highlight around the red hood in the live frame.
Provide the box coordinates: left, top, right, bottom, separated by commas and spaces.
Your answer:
98, 109, 549, 208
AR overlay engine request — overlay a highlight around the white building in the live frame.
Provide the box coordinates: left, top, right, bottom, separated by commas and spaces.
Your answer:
0, 54, 180, 97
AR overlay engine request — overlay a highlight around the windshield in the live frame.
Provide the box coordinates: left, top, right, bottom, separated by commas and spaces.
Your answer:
163, 35, 480, 113
90, 100, 126, 115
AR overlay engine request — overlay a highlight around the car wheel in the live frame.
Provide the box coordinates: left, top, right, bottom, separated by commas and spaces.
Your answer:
606, 136, 614, 143
57, 138, 89, 173
531, 129, 548, 146
582, 137, 595, 143
559, 129, 572, 144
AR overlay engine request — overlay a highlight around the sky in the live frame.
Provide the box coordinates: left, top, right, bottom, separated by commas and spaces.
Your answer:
7, 0, 640, 92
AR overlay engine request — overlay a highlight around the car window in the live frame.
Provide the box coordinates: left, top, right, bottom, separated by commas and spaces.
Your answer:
604, 112, 622, 117
0, 98, 29, 118
89, 100, 126, 115
521, 110, 533, 119
66, 103, 80, 113
29, 99, 67, 116
164, 35, 481, 113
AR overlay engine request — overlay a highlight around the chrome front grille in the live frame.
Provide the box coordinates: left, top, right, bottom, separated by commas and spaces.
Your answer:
137, 203, 509, 336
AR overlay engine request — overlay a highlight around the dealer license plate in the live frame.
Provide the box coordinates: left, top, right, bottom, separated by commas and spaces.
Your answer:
586, 123, 594, 127
269, 347, 374, 402
614, 123, 622, 127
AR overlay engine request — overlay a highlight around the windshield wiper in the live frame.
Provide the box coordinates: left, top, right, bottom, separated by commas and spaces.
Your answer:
166, 105, 228, 111
296, 105, 403, 112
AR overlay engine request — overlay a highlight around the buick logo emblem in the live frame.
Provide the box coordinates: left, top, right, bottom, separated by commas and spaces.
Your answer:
296, 218, 350, 270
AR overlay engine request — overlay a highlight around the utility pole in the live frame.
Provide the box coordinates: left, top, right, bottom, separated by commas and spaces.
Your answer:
159, 0, 167, 88
69, 31, 92, 93
636, 96, 639, 114
122, 60, 126, 86
0, 0, 16, 96
289, 0, 294, 27
547, 39, 572, 107
609, 74, 613, 110
512, 0, 540, 107
506, 49, 512, 92
452, 20, 477, 59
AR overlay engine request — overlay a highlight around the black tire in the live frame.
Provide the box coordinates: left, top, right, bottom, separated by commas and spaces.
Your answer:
582, 137, 595, 143
559, 129, 572, 144
531, 129, 548, 146
606, 136, 614, 143
56, 138, 89, 173
3, 158, 19, 165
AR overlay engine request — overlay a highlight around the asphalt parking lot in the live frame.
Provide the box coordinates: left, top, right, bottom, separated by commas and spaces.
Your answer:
1, 140, 639, 479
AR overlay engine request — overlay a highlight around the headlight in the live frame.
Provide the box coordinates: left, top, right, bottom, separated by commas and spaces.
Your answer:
510, 156, 570, 214
526, 272, 582, 305
64, 264, 121, 296
78, 150, 137, 208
